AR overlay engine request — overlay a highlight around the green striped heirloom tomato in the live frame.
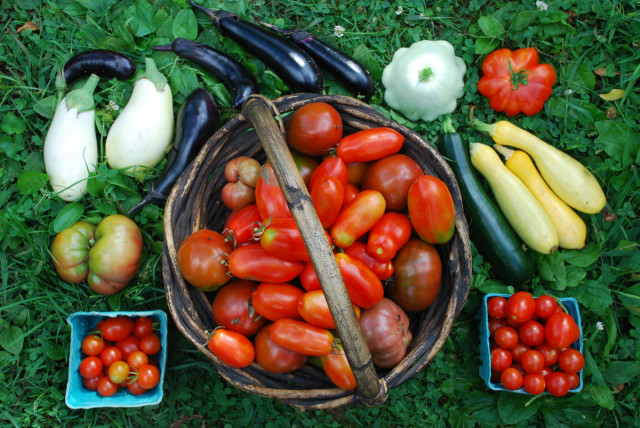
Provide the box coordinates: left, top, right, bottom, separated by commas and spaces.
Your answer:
330, 190, 386, 248
269, 318, 335, 356
407, 175, 455, 244
177, 229, 232, 291
228, 243, 304, 283
336, 127, 404, 163
335, 253, 384, 309
366, 212, 413, 261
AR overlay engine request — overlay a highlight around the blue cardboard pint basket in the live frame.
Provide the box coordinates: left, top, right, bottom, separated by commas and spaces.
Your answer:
478, 293, 583, 394
65, 310, 168, 409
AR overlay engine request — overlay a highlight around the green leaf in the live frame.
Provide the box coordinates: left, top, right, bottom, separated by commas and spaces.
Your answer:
475, 279, 511, 295
0, 325, 24, 355
602, 361, 640, 385
53, 202, 85, 233
108, 293, 121, 311
510, 10, 538, 32
562, 243, 601, 267
566, 64, 596, 93
129, 0, 156, 37
474, 37, 500, 55
574, 279, 612, 315
595, 120, 640, 168
17, 171, 49, 195
497, 392, 540, 424
45, 344, 67, 361
478, 16, 505, 38
172, 9, 197, 40
587, 383, 615, 410
1, 112, 27, 135
539, 252, 566, 290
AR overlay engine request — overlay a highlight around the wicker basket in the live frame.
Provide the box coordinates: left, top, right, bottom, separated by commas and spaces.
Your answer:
162, 93, 472, 409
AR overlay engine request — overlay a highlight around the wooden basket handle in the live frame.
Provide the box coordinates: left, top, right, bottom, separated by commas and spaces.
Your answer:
242, 94, 386, 405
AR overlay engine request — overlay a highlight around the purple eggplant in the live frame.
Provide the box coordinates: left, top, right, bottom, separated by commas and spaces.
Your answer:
190, 2, 323, 94
63, 49, 136, 85
154, 38, 258, 109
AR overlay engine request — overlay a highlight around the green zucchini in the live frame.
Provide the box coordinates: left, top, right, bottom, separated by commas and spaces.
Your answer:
438, 118, 534, 286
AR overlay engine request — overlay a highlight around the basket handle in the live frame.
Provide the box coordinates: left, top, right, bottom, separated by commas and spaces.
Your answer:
242, 94, 386, 405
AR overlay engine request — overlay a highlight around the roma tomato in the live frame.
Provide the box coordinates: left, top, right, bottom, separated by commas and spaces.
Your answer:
335, 253, 384, 310
227, 243, 304, 283
361, 153, 424, 212
252, 282, 304, 321
222, 179, 255, 211
254, 324, 307, 373
259, 217, 331, 262
100, 316, 134, 342
299, 262, 321, 292
212, 279, 266, 337
330, 190, 386, 248
298, 289, 361, 330
207, 328, 256, 368
255, 164, 292, 221
342, 183, 360, 209
346, 161, 368, 186
366, 212, 412, 261
308, 156, 348, 193
506, 291, 536, 323
389, 239, 442, 313
336, 127, 404, 163
320, 342, 357, 391
545, 312, 580, 349
269, 318, 335, 356
223, 203, 262, 246
342, 241, 394, 280
310, 176, 345, 228
407, 175, 455, 244
546, 372, 570, 397
177, 229, 232, 291
359, 298, 412, 368
286, 102, 343, 156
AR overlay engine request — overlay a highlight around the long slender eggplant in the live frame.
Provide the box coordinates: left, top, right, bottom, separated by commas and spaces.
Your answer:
63, 49, 137, 85
261, 23, 375, 102
154, 38, 258, 109
128, 88, 220, 215
190, 2, 323, 94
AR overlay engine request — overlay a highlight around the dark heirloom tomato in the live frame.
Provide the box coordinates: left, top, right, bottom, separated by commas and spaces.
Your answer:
222, 179, 255, 211
297, 289, 361, 330
342, 241, 394, 280
360, 153, 423, 212
212, 279, 266, 337
207, 328, 255, 368
336, 127, 404, 163
254, 324, 307, 373
255, 164, 292, 221
227, 243, 304, 283
286, 102, 343, 156
308, 156, 348, 192
366, 212, 412, 261
269, 318, 335, 356
259, 217, 331, 262
407, 175, 455, 244
223, 204, 262, 245
320, 341, 357, 391
290, 150, 319, 187
359, 298, 412, 368
177, 229, 232, 291
389, 239, 442, 312
330, 190, 386, 248
335, 253, 384, 309
310, 176, 344, 228
252, 282, 304, 321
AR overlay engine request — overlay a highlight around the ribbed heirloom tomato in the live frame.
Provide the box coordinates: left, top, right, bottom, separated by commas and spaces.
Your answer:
177, 229, 232, 291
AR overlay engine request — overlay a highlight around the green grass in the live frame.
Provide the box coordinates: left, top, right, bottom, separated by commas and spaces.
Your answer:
1, 0, 639, 426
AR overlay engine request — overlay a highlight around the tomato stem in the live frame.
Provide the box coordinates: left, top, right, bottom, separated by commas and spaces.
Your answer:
508, 61, 530, 90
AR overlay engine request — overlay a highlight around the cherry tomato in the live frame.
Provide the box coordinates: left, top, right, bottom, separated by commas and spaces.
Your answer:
252, 282, 304, 321
115, 334, 140, 359
97, 376, 118, 397
228, 243, 304, 284
298, 289, 361, 330
488, 318, 508, 336
139, 332, 162, 356
510, 341, 531, 363
494, 326, 519, 349
99, 316, 134, 342
127, 380, 149, 396
212, 279, 266, 337
335, 253, 384, 310
133, 316, 155, 338
523, 373, 546, 395
546, 372, 571, 397
107, 360, 130, 384
366, 212, 412, 262
259, 217, 331, 262
177, 229, 232, 291
319, 342, 357, 391
223, 204, 263, 246
222, 179, 256, 211
254, 324, 307, 373
545, 312, 580, 349
566, 372, 580, 389
388, 239, 442, 313
136, 364, 161, 389
407, 175, 455, 244
81, 334, 105, 356
336, 127, 404, 163
535, 343, 560, 367
558, 349, 585, 373
127, 350, 150, 370
521, 350, 545, 373
269, 318, 335, 356
82, 375, 101, 391
308, 156, 348, 193
506, 291, 536, 323
500, 367, 524, 391
207, 328, 256, 368
490, 348, 512, 372
535, 295, 558, 319
330, 190, 386, 248
79, 356, 103, 379
100, 346, 123, 367
361, 153, 424, 212
255, 164, 293, 221
487, 296, 508, 319
310, 176, 345, 228
519, 320, 546, 347
342, 241, 394, 280
286, 102, 343, 156
539, 366, 553, 379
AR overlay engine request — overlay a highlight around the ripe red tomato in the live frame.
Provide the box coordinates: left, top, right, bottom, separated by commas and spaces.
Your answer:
490, 348, 512, 372
177, 229, 232, 291
342, 183, 360, 208
521, 350, 545, 373
310, 176, 345, 228
286, 102, 343, 156
259, 218, 331, 262
107, 360, 130, 384
100, 316, 135, 342
207, 328, 256, 368
252, 282, 304, 321
100, 346, 123, 367
506, 291, 536, 323
127, 350, 150, 370
139, 332, 162, 355
558, 348, 585, 373
510, 341, 531, 363
546, 372, 571, 397
366, 212, 412, 262
79, 356, 103, 379
297, 289, 361, 330
127, 380, 148, 396
535, 295, 558, 319
222, 179, 256, 211
488, 317, 508, 336
330, 190, 386, 248
335, 253, 384, 310
97, 376, 118, 397
500, 367, 524, 391
407, 175, 455, 245
223, 204, 263, 246
81, 334, 105, 356
518, 320, 546, 347
545, 312, 580, 349
388, 239, 442, 313
212, 279, 266, 337
342, 241, 394, 280
566, 372, 580, 389
255, 164, 293, 221
227, 243, 304, 283
523, 373, 546, 395
308, 156, 348, 193
360, 154, 424, 212
254, 324, 307, 373
535, 343, 560, 367
299, 262, 321, 292
487, 296, 508, 319
319, 342, 357, 391
115, 334, 140, 359
133, 316, 155, 338
269, 319, 335, 356
82, 375, 101, 391
136, 364, 161, 389
336, 127, 404, 163
494, 326, 519, 349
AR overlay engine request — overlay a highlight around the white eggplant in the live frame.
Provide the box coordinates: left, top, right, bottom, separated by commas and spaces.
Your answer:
44, 74, 99, 202
105, 57, 174, 173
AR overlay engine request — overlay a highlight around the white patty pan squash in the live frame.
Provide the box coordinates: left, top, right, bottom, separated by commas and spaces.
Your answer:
106, 57, 174, 173
382, 40, 467, 122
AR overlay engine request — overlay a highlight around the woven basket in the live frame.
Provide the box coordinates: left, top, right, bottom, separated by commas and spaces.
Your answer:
162, 93, 472, 410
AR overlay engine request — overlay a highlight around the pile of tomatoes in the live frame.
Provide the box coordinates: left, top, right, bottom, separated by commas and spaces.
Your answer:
77, 315, 162, 397
176, 102, 457, 390
486, 292, 583, 396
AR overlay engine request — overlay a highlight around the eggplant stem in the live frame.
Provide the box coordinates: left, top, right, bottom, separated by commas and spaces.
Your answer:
260, 22, 292, 36
153, 44, 173, 52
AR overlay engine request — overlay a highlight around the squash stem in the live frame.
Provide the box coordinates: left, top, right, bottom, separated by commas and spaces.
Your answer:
473, 119, 497, 136
493, 144, 515, 160
442, 115, 456, 134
